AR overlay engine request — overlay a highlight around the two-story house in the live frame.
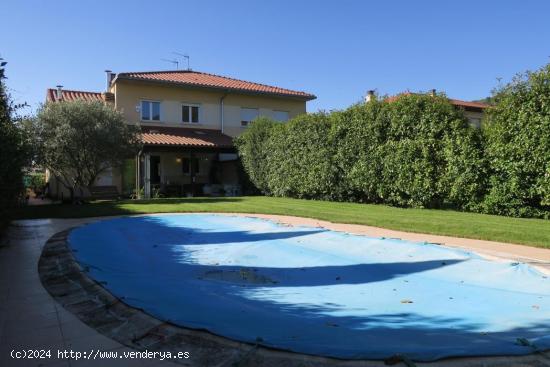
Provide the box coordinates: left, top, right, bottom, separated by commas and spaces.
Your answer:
46, 70, 316, 199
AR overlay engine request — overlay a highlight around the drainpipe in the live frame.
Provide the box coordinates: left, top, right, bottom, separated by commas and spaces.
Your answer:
220, 93, 228, 134
136, 150, 142, 199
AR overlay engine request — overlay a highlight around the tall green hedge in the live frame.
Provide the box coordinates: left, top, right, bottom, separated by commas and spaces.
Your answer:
265, 113, 337, 199
236, 66, 550, 219
234, 117, 281, 194
330, 101, 388, 202
237, 94, 486, 210
482, 64, 550, 218
331, 95, 486, 209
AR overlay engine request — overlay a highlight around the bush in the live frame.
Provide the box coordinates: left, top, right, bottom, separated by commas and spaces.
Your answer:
25, 172, 46, 192
265, 113, 337, 199
379, 94, 486, 209
482, 64, 550, 218
235, 73, 550, 219
236, 94, 486, 211
330, 95, 486, 209
234, 117, 280, 194
330, 101, 388, 202
0, 61, 28, 228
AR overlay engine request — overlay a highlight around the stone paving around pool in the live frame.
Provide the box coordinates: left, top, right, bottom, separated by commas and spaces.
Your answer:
1, 215, 549, 367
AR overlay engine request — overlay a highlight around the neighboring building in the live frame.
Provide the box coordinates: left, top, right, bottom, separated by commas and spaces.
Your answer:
46, 70, 316, 199
379, 89, 490, 128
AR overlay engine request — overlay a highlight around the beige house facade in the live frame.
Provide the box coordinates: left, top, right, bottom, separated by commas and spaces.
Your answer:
46, 70, 316, 200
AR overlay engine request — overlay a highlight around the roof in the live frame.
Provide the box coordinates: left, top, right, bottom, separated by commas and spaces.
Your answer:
448, 99, 490, 110
114, 70, 316, 101
46, 89, 104, 102
141, 126, 234, 148
386, 92, 490, 112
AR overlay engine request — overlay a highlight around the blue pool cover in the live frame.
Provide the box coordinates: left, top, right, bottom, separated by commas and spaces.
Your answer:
68, 214, 550, 361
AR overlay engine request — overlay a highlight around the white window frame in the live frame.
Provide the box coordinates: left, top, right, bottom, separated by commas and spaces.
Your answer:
182, 103, 201, 124
140, 100, 161, 122
240, 107, 259, 127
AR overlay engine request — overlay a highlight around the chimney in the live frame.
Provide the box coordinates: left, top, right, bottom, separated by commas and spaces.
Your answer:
365, 90, 376, 103
430, 89, 436, 97
102, 70, 116, 104
55, 85, 63, 100
105, 70, 116, 91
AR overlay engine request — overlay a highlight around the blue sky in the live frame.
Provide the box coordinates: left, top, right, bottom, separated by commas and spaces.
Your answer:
2, 0, 550, 113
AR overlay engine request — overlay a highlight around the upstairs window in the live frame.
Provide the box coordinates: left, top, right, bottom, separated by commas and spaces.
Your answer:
240, 107, 259, 127
141, 100, 160, 121
273, 110, 289, 122
182, 104, 200, 123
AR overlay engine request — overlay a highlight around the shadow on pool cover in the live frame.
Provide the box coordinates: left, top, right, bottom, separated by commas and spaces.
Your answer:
68, 215, 550, 361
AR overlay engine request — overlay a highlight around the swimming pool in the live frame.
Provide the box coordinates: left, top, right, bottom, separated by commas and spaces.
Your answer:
68, 214, 550, 361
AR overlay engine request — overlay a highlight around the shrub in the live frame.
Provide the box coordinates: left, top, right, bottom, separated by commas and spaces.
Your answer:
234, 117, 280, 194
331, 94, 486, 209
0, 60, 28, 228
266, 113, 337, 199
236, 94, 487, 211
25, 172, 46, 192
330, 100, 388, 202
482, 64, 550, 218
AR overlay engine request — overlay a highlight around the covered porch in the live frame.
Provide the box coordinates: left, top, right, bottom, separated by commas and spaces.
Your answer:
135, 126, 240, 199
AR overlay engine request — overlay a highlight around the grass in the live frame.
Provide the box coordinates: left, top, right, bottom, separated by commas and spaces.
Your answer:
14, 196, 550, 249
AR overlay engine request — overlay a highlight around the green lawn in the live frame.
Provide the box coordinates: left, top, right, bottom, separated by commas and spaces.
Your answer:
15, 196, 550, 248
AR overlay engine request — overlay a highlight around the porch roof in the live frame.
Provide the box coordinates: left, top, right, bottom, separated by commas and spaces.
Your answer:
141, 126, 234, 148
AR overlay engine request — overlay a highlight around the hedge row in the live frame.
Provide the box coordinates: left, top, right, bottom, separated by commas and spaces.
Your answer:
236, 65, 550, 219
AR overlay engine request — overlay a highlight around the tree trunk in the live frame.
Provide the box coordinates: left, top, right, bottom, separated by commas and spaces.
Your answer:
68, 186, 75, 204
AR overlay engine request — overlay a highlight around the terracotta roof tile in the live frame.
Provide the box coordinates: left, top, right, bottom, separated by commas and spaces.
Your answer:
448, 99, 490, 110
46, 89, 103, 102
115, 70, 316, 100
386, 92, 490, 111
141, 126, 233, 148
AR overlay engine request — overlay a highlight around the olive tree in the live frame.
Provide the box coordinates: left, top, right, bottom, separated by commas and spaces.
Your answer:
35, 100, 141, 202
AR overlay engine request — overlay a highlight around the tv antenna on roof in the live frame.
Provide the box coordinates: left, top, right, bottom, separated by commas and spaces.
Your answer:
161, 58, 179, 70
173, 52, 190, 70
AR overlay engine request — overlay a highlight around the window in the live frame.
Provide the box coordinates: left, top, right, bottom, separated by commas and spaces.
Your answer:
182, 104, 200, 123
468, 117, 481, 128
273, 110, 289, 122
141, 101, 160, 121
240, 107, 259, 127
181, 157, 200, 174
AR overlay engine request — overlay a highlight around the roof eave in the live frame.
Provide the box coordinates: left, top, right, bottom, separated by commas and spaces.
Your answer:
113, 75, 316, 101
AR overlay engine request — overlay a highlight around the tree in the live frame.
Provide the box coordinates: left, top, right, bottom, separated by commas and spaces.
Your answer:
35, 100, 142, 202
0, 59, 28, 226
482, 63, 550, 218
